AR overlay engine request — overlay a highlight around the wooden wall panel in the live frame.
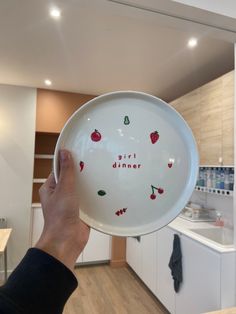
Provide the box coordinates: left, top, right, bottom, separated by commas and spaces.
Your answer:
36, 89, 95, 133
171, 70, 234, 165
199, 78, 222, 165
222, 71, 234, 165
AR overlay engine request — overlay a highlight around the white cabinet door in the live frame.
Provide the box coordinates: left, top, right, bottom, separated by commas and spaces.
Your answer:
81, 229, 111, 263
31, 206, 44, 246
140, 232, 157, 294
176, 234, 221, 314
126, 236, 142, 275
156, 227, 176, 314
31, 207, 111, 264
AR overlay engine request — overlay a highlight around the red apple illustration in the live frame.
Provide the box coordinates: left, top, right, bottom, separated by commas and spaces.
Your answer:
158, 188, 164, 194
91, 129, 101, 142
150, 131, 159, 144
150, 193, 156, 200
168, 163, 173, 168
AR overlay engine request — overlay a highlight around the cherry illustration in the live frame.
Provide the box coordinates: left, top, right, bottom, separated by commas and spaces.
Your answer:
150, 131, 159, 144
116, 211, 120, 216
91, 129, 101, 142
158, 188, 164, 194
150, 193, 156, 200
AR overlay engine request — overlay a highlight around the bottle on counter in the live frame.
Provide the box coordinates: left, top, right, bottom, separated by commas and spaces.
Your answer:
206, 167, 212, 188
220, 167, 225, 189
199, 167, 204, 186
224, 168, 230, 190
211, 167, 216, 188
229, 167, 234, 191
203, 167, 207, 187
216, 167, 221, 189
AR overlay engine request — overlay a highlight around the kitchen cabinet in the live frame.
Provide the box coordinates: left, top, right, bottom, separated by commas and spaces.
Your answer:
175, 232, 221, 314
126, 232, 157, 295
76, 229, 111, 264
156, 227, 234, 314
157, 226, 233, 314
127, 225, 235, 314
140, 232, 157, 294
126, 236, 142, 275
171, 71, 234, 165
31, 205, 111, 263
156, 227, 175, 313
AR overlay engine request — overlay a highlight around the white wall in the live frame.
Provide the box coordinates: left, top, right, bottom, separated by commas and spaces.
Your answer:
172, 0, 236, 19
0, 85, 36, 272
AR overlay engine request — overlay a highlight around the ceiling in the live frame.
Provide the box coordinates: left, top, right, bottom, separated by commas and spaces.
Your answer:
0, 0, 234, 102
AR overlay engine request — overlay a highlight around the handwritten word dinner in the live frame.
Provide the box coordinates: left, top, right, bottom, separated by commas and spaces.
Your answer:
112, 153, 141, 169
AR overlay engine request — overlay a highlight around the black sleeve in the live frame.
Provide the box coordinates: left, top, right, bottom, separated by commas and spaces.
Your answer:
0, 248, 78, 314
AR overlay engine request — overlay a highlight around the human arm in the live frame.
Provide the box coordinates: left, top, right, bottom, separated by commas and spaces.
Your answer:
0, 149, 90, 314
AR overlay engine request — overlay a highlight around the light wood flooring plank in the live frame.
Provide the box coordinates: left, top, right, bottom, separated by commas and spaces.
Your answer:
63, 264, 169, 314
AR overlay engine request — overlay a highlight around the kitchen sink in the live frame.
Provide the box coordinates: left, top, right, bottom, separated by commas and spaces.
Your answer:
189, 227, 234, 246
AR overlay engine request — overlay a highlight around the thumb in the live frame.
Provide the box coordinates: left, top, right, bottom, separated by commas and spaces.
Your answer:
57, 149, 75, 190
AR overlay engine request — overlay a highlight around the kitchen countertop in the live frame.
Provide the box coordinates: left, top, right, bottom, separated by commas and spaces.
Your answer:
204, 307, 236, 314
168, 217, 235, 253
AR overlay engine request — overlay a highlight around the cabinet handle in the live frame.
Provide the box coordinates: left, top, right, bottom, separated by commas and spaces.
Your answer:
133, 236, 141, 242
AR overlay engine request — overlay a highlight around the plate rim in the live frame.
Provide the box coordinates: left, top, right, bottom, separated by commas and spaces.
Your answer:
53, 90, 199, 236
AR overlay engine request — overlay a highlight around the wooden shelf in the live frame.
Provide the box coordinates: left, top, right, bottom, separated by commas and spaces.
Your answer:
33, 179, 46, 183
35, 154, 54, 159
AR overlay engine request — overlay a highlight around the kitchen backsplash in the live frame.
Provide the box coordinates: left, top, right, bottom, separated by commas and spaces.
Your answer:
190, 190, 233, 229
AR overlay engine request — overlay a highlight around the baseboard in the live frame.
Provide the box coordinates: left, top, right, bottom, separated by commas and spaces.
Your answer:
110, 260, 127, 268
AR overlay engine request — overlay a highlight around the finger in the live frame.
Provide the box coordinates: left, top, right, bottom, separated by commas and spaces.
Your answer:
39, 172, 56, 201
57, 149, 75, 190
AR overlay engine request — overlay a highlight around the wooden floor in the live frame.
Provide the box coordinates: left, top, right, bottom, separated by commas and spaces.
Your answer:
63, 264, 169, 314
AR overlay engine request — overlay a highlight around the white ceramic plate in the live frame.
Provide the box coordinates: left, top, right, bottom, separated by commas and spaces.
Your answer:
54, 91, 199, 237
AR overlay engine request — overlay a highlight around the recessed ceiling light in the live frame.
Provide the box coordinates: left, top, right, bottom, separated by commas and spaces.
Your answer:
50, 8, 61, 19
188, 38, 198, 48
44, 79, 52, 86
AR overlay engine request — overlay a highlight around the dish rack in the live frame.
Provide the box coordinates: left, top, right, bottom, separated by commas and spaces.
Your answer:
179, 204, 216, 222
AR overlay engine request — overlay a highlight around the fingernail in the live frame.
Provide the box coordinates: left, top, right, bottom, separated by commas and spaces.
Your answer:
60, 149, 69, 161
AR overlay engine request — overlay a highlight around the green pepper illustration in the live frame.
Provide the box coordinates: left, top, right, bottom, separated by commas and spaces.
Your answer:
98, 190, 106, 196
124, 116, 130, 125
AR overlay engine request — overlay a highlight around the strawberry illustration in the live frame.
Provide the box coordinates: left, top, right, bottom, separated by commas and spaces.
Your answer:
168, 163, 173, 168
79, 161, 84, 172
91, 129, 101, 142
150, 131, 159, 144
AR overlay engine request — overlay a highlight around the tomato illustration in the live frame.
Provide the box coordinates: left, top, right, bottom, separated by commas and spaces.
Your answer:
91, 129, 101, 142
150, 131, 159, 144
